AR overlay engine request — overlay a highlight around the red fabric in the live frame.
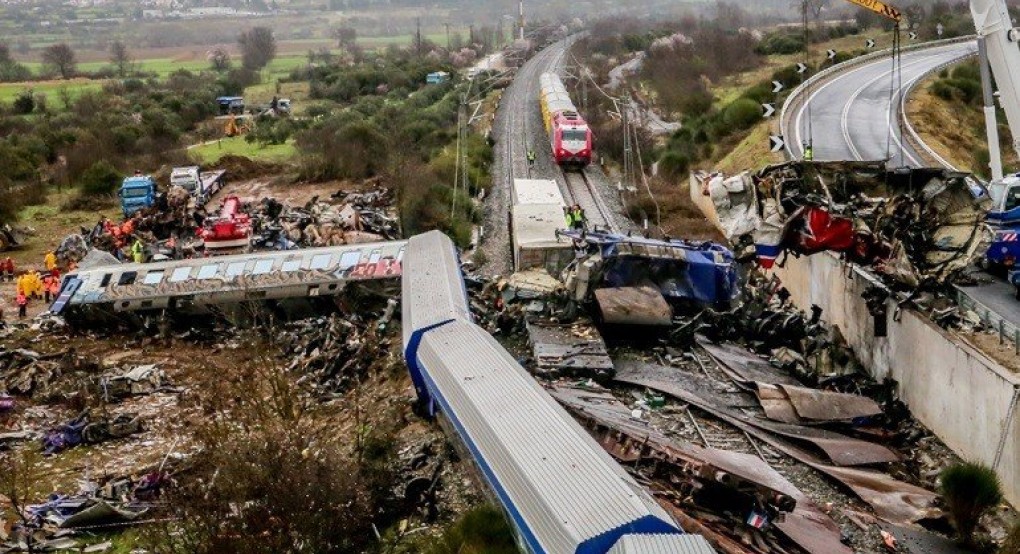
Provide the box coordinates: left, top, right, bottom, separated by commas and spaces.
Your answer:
794, 207, 854, 255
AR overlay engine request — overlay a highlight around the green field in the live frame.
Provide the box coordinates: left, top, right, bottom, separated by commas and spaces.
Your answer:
0, 79, 104, 106
190, 136, 297, 164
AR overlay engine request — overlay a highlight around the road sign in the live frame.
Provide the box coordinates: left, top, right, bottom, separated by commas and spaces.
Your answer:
796, 63, 808, 74
866, 38, 876, 48
827, 49, 837, 60
772, 80, 784, 93
909, 31, 918, 40
769, 135, 786, 153
762, 103, 776, 118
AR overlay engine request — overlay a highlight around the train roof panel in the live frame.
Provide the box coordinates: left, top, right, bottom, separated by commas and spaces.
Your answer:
416, 320, 683, 553
400, 231, 472, 348
511, 203, 568, 249
607, 535, 718, 554
512, 178, 565, 206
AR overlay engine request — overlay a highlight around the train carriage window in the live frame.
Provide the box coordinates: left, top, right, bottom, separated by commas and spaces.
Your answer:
338, 251, 361, 269
310, 254, 332, 270
117, 272, 137, 286
225, 262, 246, 278
100, 274, 112, 287
281, 259, 302, 272
252, 260, 274, 275
169, 267, 192, 283
143, 271, 164, 285
197, 264, 219, 279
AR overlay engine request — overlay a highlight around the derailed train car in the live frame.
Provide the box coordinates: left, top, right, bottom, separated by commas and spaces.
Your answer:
691, 161, 990, 289
401, 231, 716, 554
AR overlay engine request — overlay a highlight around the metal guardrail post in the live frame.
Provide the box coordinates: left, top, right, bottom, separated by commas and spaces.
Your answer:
1001, 319, 1006, 345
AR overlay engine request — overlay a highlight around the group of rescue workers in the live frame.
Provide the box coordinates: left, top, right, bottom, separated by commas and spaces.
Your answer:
0, 251, 65, 324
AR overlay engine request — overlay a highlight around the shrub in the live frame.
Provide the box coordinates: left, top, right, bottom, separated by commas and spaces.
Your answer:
722, 98, 762, 131
940, 462, 1002, 546
658, 150, 690, 180
12, 91, 34, 115
79, 160, 121, 197
425, 505, 517, 554
755, 32, 805, 56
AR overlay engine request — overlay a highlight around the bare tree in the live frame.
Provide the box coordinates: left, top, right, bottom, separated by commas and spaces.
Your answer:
238, 26, 277, 71
207, 47, 232, 72
109, 40, 132, 77
1, 450, 44, 553
0, 42, 11, 64
41, 43, 76, 79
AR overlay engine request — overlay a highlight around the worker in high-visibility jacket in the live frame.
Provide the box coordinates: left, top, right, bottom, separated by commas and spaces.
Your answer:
44, 251, 57, 274
15, 291, 27, 319
131, 239, 145, 264
803, 143, 814, 162
563, 204, 587, 231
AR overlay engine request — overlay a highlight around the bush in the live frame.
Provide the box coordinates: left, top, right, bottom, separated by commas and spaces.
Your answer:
940, 462, 1002, 546
658, 150, 690, 180
425, 505, 517, 554
12, 91, 34, 115
755, 32, 805, 56
1001, 521, 1020, 554
722, 98, 762, 131
79, 160, 121, 197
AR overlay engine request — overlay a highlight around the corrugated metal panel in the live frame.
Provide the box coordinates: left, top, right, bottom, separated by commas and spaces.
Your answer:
416, 320, 680, 553
607, 534, 718, 554
400, 231, 471, 349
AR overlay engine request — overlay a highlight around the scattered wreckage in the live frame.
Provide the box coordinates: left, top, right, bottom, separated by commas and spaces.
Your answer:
691, 161, 990, 290
557, 229, 739, 326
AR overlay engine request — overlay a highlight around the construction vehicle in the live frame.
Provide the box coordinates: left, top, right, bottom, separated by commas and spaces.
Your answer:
170, 166, 227, 208
223, 114, 252, 137
119, 174, 160, 218
201, 195, 252, 252
966, 0, 1020, 296
216, 96, 245, 116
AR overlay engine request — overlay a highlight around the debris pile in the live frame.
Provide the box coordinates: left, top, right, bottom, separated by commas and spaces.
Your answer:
693, 161, 990, 290
42, 409, 143, 456
251, 189, 399, 251
277, 310, 395, 395
2, 470, 167, 552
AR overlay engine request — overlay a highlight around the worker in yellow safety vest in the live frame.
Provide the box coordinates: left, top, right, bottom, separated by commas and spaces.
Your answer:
803, 143, 814, 162
563, 204, 587, 231
131, 239, 145, 264
44, 251, 57, 273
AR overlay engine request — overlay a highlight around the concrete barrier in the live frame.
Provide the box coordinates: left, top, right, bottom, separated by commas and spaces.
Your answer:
772, 253, 1020, 507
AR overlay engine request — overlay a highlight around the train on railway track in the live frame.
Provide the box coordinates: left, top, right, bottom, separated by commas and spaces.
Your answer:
539, 72, 593, 167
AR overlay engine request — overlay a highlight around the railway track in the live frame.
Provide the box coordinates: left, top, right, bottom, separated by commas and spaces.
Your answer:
561, 169, 615, 232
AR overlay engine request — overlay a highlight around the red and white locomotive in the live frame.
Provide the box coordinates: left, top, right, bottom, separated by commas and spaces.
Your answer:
539, 73, 593, 168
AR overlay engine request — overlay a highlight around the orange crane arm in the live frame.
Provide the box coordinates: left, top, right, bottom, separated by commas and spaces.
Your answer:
844, 0, 902, 22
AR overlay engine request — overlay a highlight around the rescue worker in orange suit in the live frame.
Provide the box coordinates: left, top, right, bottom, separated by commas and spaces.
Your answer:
1, 257, 13, 282
16, 291, 27, 319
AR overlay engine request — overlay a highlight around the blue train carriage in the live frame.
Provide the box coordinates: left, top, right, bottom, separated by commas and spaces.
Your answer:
401, 231, 716, 554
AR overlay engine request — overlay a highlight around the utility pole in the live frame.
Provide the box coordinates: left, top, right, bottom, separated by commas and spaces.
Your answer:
416, 17, 422, 57
445, 22, 450, 50
979, 37, 1005, 180
518, 0, 525, 41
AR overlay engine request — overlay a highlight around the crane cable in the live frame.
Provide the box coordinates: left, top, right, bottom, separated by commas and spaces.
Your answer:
803, 1, 814, 156
885, 23, 904, 167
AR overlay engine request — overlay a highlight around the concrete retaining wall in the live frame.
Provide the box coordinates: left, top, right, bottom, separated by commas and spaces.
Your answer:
772, 253, 1020, 506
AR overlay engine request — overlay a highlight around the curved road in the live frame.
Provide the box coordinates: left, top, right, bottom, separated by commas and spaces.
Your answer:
788, 41, 977, 165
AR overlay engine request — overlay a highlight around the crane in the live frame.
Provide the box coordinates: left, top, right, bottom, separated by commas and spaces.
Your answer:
844, 0, 902, 23
971, 0, 1020, 182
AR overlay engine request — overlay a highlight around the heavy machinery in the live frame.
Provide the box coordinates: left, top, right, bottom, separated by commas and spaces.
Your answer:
170, 166, 226, 208
201, 195, 252, 252
119, 174, 160, 218
967, 0, 1020, 295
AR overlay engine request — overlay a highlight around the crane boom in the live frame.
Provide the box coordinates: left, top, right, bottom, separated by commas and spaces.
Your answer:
971, 0, 1020, 168
845, 0, 902, 23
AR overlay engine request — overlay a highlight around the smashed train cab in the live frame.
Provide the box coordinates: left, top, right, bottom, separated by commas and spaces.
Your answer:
692, 161, 990, 289
557, 229, 738, 325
